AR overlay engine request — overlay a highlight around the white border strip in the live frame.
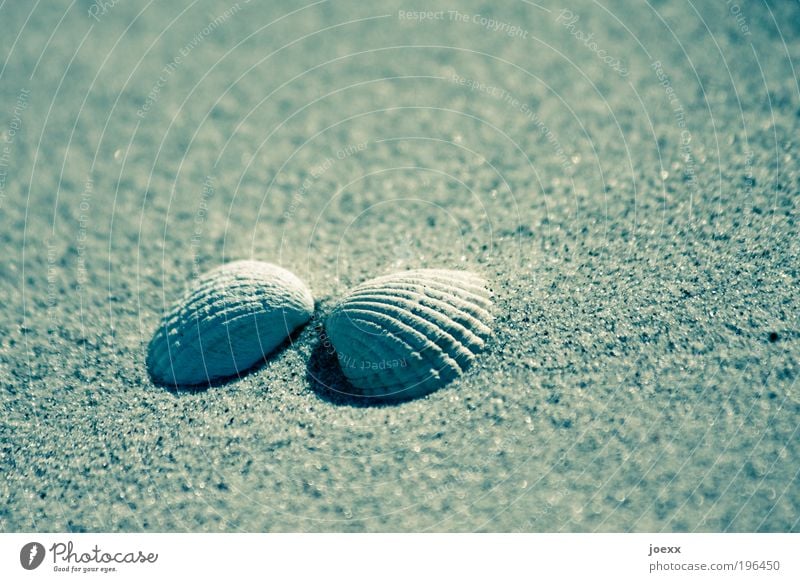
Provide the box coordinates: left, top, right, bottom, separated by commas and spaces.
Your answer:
1, 533, 797, 581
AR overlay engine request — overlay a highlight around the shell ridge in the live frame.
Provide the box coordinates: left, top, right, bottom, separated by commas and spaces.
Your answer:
325, 316, 418, 390
323, 269, 493, 400
337, 298, 484, 363
332, 306, 464, 377
341, 294, 491, 348
147, 261, 314, 386
351, 276, 491, 305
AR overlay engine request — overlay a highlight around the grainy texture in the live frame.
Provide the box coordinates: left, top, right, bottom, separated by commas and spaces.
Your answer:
324, 269, 493, 400
0, 0, 798, 532
147, 260, 314, 386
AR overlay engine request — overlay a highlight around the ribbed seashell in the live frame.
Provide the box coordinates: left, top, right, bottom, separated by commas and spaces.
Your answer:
324, 269, 493, 400
147, 260, 314, 386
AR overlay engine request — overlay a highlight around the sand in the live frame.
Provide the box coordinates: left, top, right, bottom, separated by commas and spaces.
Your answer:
1, 0, 798, 532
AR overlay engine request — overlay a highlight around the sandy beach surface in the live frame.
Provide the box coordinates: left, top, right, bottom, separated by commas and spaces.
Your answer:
1, 0, 798, 531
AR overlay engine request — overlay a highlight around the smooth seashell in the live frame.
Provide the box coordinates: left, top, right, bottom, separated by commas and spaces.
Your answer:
147, 260, 314, 386
324, 269, 493, 400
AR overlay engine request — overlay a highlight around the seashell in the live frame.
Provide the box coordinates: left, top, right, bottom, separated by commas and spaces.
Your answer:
147, 260, 314, 386
324, 269, 493, 400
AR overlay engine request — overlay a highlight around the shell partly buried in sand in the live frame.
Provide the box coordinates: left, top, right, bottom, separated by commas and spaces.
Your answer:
324, 269, 493, 400
147, 260, 314, 386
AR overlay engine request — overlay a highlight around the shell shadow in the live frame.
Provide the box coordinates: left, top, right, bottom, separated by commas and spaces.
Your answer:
152, 323, 309, 394
305, 324, 432, 407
